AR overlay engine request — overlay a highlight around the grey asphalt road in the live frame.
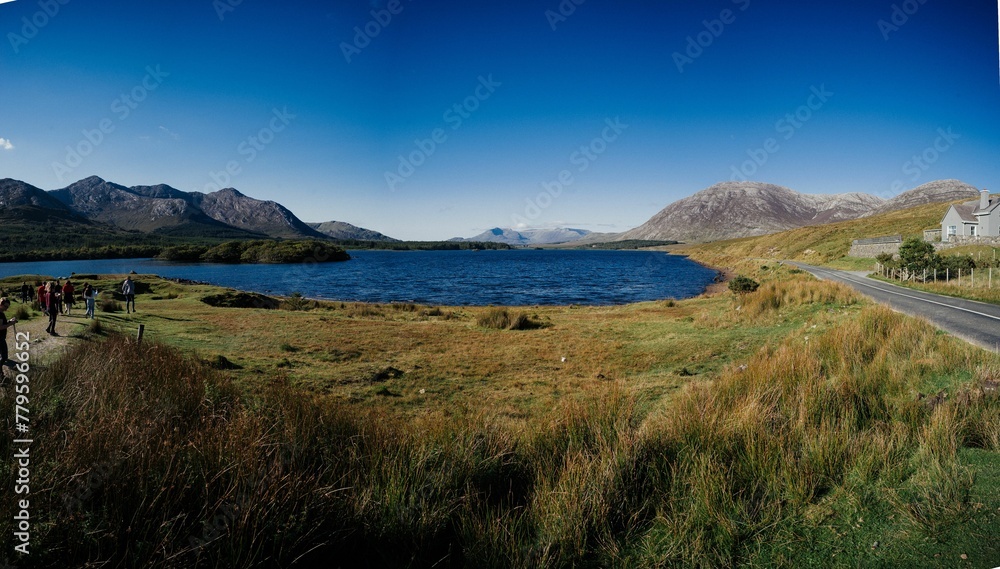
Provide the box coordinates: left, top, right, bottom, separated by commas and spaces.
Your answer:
791, 262, 1000, 353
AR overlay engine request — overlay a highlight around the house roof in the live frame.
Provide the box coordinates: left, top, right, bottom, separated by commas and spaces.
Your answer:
950, 202, 979, 223
973, 196, 1000, 216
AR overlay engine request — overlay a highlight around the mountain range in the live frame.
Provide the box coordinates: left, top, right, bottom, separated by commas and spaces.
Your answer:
0, 176, 395, 242
618, 179, 980, 243
1, 176, 980, 249
450, 227, 593, 245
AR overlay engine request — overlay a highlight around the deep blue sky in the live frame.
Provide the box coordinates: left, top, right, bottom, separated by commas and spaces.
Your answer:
1, 0, 998, 240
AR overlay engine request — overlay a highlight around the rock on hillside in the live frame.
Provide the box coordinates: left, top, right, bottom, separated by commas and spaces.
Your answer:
308, 221, 398, 241
619, 182, 885, 243
870, 179, 980, 216
808, 192, 885, 224
190, 188, 327, 240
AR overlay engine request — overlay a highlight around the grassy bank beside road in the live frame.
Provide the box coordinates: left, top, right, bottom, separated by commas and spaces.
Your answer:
1, 265, 999, 566
680, 200, 959, 270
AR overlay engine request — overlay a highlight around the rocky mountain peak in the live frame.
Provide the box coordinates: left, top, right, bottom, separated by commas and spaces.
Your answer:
618, 180, 974, 243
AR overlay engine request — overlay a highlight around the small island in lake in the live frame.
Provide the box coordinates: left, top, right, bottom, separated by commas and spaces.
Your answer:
156, 239, 350, 264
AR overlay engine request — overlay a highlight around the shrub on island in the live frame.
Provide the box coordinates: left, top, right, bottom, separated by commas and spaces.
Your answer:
157, 239, 350, 264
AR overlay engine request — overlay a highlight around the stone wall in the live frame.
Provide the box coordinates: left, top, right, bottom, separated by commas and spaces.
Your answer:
943, 236, 1000, 246
848, 242, 901, 258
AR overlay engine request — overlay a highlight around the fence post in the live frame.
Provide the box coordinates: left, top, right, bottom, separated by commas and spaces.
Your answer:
137, 324, 145, 344
959, 269, 962, 286
972, 268, 975, 288
947, 268, 949, 283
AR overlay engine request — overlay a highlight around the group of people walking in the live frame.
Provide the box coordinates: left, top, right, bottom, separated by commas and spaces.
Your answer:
32, 280, 96, 335
0, 276, 138, 337
1, 275, 137, 367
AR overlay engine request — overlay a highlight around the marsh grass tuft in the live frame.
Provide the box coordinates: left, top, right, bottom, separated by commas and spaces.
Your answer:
14, 304, 30, 320
477, 308, 543, 330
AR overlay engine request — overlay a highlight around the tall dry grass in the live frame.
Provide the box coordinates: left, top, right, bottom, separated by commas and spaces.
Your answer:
2, 278, 999, 567
737, 277, 859, 320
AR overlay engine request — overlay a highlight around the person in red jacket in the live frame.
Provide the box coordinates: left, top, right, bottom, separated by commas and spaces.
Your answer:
62, 280, 75, 315
36, 282, 46, 314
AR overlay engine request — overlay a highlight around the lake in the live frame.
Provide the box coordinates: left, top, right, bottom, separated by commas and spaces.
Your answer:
0, 249, 718, 306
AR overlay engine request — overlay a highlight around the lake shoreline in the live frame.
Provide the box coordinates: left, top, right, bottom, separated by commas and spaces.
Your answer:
0, 249, 721, 307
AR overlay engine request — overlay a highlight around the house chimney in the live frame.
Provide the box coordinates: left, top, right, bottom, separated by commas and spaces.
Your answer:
981, 189, 990, 209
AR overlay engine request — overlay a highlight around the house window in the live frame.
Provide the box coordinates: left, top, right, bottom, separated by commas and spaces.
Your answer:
971, 226, 977, 237
948, 225, 957, 236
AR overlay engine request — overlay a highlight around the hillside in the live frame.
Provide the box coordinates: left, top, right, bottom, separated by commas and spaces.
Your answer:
51, 176, 263, 238
685, 199, 959, 267
869, 179, 979, 215
620, 179, 980, 243
619, 182, 884, 243
308, 221, 398, 241
191, 187, 327, 240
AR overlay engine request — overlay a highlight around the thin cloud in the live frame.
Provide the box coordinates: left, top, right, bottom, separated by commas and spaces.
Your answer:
158, 126, 179, 140
0, 138, 13, 150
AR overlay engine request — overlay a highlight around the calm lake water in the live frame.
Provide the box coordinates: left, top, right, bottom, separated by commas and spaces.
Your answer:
0, 249, 718, 306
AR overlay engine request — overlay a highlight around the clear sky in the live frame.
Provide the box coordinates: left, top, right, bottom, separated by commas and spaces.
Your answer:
1, 0, 998, 240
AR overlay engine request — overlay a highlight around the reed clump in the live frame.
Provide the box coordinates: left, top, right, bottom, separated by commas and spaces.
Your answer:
477, 307, 541, 330
738, 277, 859, 320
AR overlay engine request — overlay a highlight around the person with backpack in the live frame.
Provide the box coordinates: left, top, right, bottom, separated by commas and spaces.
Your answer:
122, 276, 136, 314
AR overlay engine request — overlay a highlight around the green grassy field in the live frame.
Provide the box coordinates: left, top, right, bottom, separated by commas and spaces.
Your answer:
2, 256, 1000, 567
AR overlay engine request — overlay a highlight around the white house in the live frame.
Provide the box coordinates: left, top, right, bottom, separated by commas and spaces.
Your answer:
941, 189, 999, 240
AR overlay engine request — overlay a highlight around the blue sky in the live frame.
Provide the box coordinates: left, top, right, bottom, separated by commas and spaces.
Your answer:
1, 0, 998, 240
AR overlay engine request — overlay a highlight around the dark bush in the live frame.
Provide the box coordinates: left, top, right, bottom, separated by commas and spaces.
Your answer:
728, 275, 760, 295
201, 291, 280, 309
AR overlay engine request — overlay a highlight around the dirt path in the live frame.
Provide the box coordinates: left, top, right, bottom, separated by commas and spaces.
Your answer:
3, 305, 89, 377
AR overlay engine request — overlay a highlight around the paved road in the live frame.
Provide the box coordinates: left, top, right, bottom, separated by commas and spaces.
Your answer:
791, 262, 1000, 352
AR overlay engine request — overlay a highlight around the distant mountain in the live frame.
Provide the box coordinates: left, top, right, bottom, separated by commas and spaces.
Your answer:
869, 179, 979, 216
0, 178, 76, 212
619, 182, 887, 243
307, 221, 398, 242
453, 227, 592, 245
190, 187, 327, 240
50, 176, 260, 238
0, 178, 174, 258
39, 176, 332, 240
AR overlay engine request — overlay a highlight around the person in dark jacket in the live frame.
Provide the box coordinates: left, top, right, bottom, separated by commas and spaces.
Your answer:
45, 281, 61, 335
